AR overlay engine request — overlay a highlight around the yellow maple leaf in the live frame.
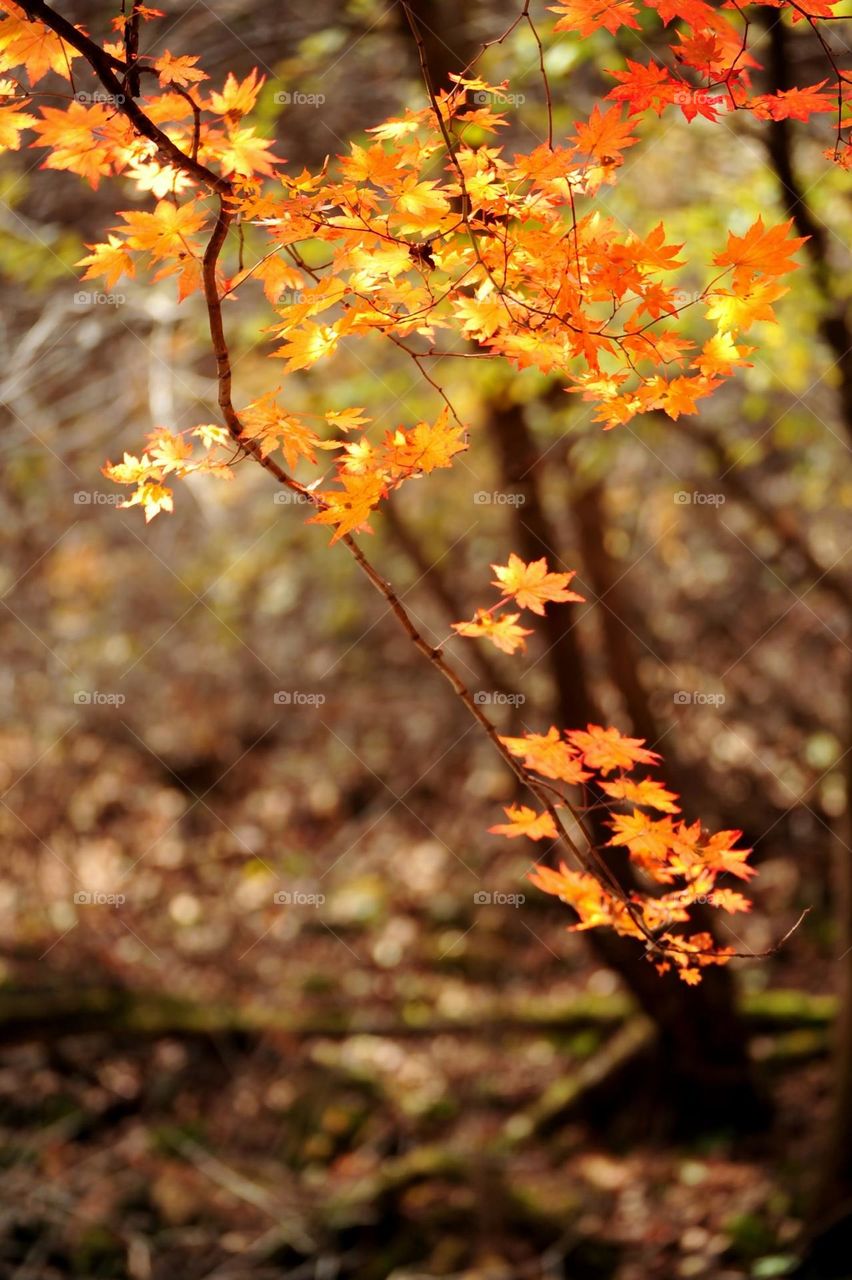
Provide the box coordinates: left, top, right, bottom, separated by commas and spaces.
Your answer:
273, 321, 340, 372
210, 125, 277, 178
704, 281, 786, 335
208, 69, 263, 119
454, 289, 505, 340
102, 451, 155, 486
122, 480, 174, 522
146, 430, 193, 474
393, 178, 452, 234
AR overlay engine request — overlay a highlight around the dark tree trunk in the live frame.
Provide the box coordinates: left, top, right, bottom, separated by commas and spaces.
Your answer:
487, 398, 769, 1130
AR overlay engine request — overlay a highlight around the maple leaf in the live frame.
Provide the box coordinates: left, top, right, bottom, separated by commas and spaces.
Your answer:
454, 289, 506, 341
645, 0, 717, 25
123, 480, 175, 522
700, 829, 756, 881
0, 81, 34, 149
383, 411, 468, 477
601, 776, 681, 813
654, 931, 732, 984
393, 178, 452, 234
608, 809, 677, 867
571, 105, 637, 165
713, 217, 807, 291
657, 374, 718, 420
549, 0, 641, 36
240, 391, 330, 469
208, 69, 264, 119
77, 235, 135, 289
489, 805, 558, 841
673, 31, 728, 77
146, 429, 193, 474
210, 125, 278, 178
117, 198, 208, 262
675, 87, 727, 125
153, 51, 207, 87
453, 609, 533, 655
528, 863, 619, 931
102, 451, 155, 487
325, 408, 370, 432
748, 82, 835, 123
499, 727, 591, 785
708, 887, 752, 914
193, 423, 230, 448
567, 724, 660, 774
704, 281, 787, 335
0, 9, 80, 83
606, 60, 679, 116
491, 554, 584, 615
310, 471, 387, 543
273, 321, 340, 372
247, 255, 303, 304
694, 331, 753, 378
366, 112, 424, 142
29, 101, 128, 188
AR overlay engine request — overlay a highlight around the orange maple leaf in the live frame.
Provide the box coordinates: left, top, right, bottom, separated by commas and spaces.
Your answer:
601, 776, 681, 813
567, 724, 660, 774
528, 862, 619, 931
713, 217, 807, 291
77, 235, 135, 289
571, 105, 637, 164
453, 609, 533, 655
491, 553, 584, 615
549, 0, 640, 36
310, 471, 387, 542
0, 8, 80, 83
499, 727, 591, 785
489, 805, 558, 841
153, 51, 207, 88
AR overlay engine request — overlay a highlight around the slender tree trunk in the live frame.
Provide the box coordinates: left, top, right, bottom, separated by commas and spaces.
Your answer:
572, 480, 669, 751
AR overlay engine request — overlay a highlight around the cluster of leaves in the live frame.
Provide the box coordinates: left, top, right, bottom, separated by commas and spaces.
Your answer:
0, 0, 825, 529
453, 553, 584, 654
451, 556, 753, 982
0, 0, 834, 977
554, 0, 850, 162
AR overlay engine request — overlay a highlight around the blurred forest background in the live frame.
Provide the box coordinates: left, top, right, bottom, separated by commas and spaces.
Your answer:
1, 2, 851, 1277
